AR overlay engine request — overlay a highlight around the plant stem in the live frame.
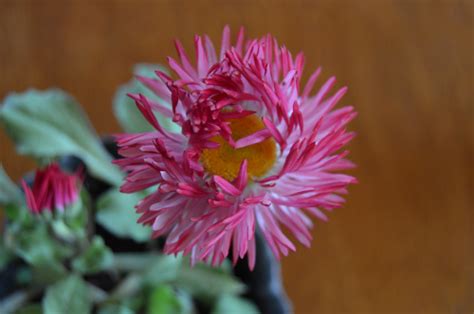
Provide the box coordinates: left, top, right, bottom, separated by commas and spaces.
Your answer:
113, 253, 160, 272
108, 273, 143, 301
0, 288, 41, 313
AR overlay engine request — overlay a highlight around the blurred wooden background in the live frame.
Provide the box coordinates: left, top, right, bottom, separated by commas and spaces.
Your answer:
1, 0, 472, 313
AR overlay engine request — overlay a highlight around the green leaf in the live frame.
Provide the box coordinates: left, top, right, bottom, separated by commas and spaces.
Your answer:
58, 189, 90, 240
43, 275, 91, 314
87, 283, 108, 304
31, 261, 67, 285
212, 295, 259, 314
113, 253, 181, 284
98, 295, 144, 314
0, 243, 13, 269
147, 286, 194, 314
114, 64, 180, 133
174, 263, 246, 303
113, 253, 159, 272
143, 254, 182, 285
6, 220, 73, 267
0, 165, 23, 207
98, 304, 134, 314
2, 203, 24, 222
51, 219, 76, 243
0, 89, 123, 185
173, 289, 195, 314
0, 290, 38, 314
16, 304, 43, 314
96, 188, 151, 242
148, 285, 182, 314
72, 236, 114, 274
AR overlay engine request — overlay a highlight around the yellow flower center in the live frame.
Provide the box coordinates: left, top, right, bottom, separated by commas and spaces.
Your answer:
200, 114, 277, 181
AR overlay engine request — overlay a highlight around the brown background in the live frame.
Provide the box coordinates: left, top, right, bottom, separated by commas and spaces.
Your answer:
0, 1, 473, 313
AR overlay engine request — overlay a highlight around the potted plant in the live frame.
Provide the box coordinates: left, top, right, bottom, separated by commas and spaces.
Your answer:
0, 26, 356, 314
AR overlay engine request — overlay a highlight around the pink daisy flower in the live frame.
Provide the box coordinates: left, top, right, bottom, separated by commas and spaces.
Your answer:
115, 26, 357, 269
22, 163, 81, 214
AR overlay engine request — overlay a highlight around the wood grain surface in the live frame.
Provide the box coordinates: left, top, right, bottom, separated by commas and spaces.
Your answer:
1, 1, 472, 313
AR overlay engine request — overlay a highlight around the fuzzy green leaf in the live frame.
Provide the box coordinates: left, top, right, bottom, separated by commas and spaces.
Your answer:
98, 295, 144, 314
59, 189, 90, 239
16, 304, 43, 314
96, 188, 151, 242
212, 294, 259, 314
31, 261, 67, 285
0, 89, 122, 185
6, 220, 73, 267
143, 254, 182, 285
0, 165, 23, 207
148, 285, 182, 314
175, 263, 246, 303
98, 304, 134, 314
114, 64, 180, 133
43, 275, 91, 314
72, 236, 114, 274
0, 243, 13, 269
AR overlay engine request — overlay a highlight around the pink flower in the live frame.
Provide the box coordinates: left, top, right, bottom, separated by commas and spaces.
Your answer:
22, 163, 81, 214
115, 26, 357, 269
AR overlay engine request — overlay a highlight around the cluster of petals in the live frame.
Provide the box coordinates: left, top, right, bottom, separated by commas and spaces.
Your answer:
22, 163, 81, 214
115, 26, 357, 269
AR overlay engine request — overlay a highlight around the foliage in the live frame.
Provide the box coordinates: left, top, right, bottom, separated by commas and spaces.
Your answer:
0, 165, 23, 208
0, 84, 259, 313
72, 236, 114, 274
96, 188, 151, 242
43, 275, 92, 314
212, 294, 259, 314
113, 64, 180, 134
0, 89, 122, 185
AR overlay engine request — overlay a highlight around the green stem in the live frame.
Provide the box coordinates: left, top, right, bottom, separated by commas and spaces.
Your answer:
108, 273, 143, 301
0, 288, 41, 313
113, 253, 161, 272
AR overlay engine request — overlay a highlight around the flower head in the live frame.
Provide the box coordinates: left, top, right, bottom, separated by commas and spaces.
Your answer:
22, 163, 81, 214
115, 26, 357, 269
